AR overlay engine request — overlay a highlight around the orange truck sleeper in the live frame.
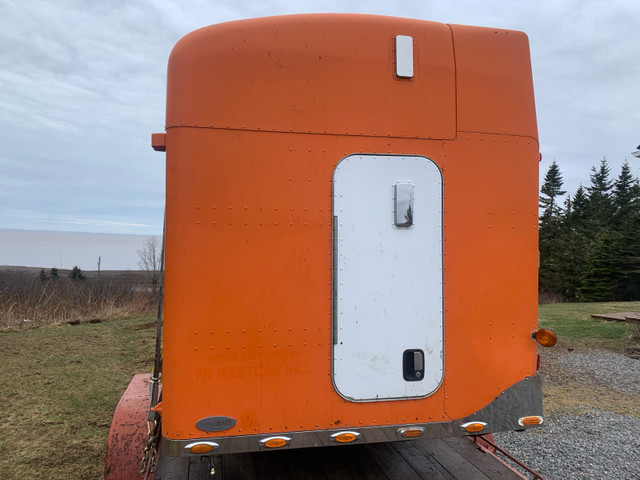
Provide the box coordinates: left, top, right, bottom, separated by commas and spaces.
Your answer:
107, 14, 548, 476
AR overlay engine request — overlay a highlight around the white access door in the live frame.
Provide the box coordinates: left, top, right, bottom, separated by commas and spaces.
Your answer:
332, 155, 444, 401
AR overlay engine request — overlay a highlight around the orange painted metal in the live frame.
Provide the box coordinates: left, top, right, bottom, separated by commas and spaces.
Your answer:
151, 133, 166, 152
159, 14, 539, 444
105, 374, 153, 480
451, 24, 538, 138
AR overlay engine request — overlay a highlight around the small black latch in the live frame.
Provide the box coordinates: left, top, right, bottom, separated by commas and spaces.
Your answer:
403, 349, 425, 382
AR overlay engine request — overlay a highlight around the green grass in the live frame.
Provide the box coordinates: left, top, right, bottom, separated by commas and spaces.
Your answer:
0, 316, 156, 480
538, 301, 640, 352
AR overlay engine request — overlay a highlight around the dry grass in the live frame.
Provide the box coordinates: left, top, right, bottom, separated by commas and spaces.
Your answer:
543, 382, 640, 417
0, 269, 157, 329
630, 323, 640, 342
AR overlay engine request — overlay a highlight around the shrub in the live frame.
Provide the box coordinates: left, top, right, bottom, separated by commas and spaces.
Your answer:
0, 269, 157, 329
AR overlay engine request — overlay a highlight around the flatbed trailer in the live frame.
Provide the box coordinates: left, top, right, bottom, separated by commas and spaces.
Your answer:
108, 374, 541, 479
157, 436, 527, 480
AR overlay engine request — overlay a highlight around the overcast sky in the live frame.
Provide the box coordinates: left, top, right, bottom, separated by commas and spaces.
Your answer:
1, 0, 639, 236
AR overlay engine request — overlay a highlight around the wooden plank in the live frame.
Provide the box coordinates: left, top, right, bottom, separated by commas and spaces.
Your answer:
284, 446, 350, 480
208, 455, 224, 479
181, 437, 525, 479
358, 442, 422, 480
391, 440, 456, 480
154, 455, 189, 480
188, 456, 216, 479
591, 312, 640, 323
442, 437, 523, 479
318, 446, 357, 480
220, 452, 258, 480
243, 450, 293, 480
413, 438, 491, 480
337, 444, 391, 480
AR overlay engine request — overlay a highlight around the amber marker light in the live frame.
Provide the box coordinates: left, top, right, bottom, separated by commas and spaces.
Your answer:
534, 328, 557, 347
330, 431, 360, 443
460, 421, 487, 433
398, 427, 425, 438
184, 441, 218, 454
260, 436, 291, 448
519, 416, 543, 427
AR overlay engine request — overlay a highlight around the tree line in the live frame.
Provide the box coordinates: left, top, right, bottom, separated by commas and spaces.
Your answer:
539, 158, 640, 301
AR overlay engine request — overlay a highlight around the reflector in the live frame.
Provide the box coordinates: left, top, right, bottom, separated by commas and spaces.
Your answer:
398, 427, 425, 438
184, 441, 218, 454
460, 421, 486, 433
534, 328, 557, 347
518, 416, 543, 426
331, 431, 360, 443
260, 436, 291, 448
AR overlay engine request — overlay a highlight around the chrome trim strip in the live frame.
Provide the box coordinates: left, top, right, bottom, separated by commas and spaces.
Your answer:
162, 376, 543, 457
332, 215, 338, 345
452, 375, 543, 433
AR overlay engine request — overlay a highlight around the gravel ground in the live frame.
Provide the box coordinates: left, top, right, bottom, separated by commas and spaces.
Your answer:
497, 409, 640, 479
495, 348, 640, 480
541, 348, 640, 396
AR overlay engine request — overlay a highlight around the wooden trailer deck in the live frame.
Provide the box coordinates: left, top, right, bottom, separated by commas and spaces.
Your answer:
155, 436, 524, 479
591, 312, 640, 323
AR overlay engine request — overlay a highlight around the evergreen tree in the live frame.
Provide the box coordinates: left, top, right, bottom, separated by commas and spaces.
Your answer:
539, 160, 566, 222
556, 186, 591, 299
538, 161, 567, 295
585, 158, 614, 231
568, 185, 589, 227
573, 158, 617, 301
612, 162, 637, 216
610, 162, 640, 299
578, 230, 619, 301
538, 157, 640, 302
69, 266, 86, 281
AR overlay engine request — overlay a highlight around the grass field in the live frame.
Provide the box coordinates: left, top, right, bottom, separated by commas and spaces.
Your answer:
0, 316, 156, 480
1, 302, 638, 479
538, 301, 640, 354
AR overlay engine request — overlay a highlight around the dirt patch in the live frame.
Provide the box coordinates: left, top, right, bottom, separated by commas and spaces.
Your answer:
627, 347, 640, 359
131, 321, 156, 330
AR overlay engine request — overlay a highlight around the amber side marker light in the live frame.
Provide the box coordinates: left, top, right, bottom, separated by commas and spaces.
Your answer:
398, 427, 425, 438
184, 441, 219, 454
519, 416, 543, 427
460, 421, 487, 433
331, 431, 360, 443
260, 436, 291, 448
534, 328, 557, 347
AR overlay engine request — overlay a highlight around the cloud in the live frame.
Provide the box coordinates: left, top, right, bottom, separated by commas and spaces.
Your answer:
0, 0, 639, 234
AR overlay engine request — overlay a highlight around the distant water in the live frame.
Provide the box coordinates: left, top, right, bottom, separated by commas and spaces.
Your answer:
0, 229, 160, 271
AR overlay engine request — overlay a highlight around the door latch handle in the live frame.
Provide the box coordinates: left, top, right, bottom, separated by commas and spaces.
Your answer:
403, 349, 424, 381
394, 183, 414, 227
